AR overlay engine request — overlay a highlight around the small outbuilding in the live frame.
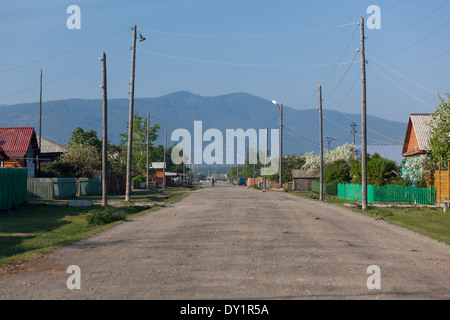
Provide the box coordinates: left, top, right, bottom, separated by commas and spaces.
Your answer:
291, 169, 319, 191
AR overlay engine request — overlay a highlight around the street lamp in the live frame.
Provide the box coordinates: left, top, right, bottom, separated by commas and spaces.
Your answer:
272, 100, 283, 189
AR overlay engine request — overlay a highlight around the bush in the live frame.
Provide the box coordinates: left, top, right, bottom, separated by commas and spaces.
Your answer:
324, 160, 351, 184
86, 207, 127, 225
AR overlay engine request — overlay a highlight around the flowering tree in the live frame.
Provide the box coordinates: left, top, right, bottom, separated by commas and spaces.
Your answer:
399, 155, 432, 186
302, 143, 356, 176
428, 94, 450, 167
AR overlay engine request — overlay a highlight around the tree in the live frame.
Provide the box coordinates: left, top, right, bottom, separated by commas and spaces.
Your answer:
428, 94, 450, 167
69, 127, 102, 154
324, 159, 351, 184
302, 143, 356, 176
119, 113, 160, 175
59, 143, 101, 177
351, 153, 399, 186
265, 154, 305, 182
367, 153, 397, 186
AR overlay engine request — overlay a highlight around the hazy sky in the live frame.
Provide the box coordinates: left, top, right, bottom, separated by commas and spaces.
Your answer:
0, 0, 448, 122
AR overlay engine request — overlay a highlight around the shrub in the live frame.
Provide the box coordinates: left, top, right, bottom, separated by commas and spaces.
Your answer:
86, 207, 127, 225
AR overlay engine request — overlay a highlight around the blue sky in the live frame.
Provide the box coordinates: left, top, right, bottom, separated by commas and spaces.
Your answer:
0, 0, 448, 123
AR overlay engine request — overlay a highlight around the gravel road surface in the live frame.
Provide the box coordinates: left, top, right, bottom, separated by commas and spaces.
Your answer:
1, 183, 450, 300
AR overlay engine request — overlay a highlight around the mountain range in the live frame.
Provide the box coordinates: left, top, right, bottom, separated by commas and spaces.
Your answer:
0, 91, 407, 156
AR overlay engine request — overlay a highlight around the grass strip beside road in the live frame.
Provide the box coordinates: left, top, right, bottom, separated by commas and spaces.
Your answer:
286, 190, 450, 246
0, 186, 198, 266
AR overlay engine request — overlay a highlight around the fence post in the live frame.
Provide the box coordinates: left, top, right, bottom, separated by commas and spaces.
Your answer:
444, 198, 448, 213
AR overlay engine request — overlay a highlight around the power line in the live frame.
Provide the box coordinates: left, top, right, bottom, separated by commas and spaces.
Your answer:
385, 0, 449, 37
384, 0, 403, 14
366, 53, 438, 95
0, 50, 129, 101
397, 49, 450, 69
322, 98, 406, 145
369, 63, 435, 110
378, 19, 449, 55
322, 24, 359, 85
0, 28, 129, 75
139, 22, 358, 39
137, 48, 360, 68
284, 125, 320, 146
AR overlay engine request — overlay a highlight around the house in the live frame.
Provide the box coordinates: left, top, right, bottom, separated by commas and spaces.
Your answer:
292, 169, 319, 191
401, 113, 433, 183
37, 136, 66, 164
150, 162, 179, 186
402, 113, 433, 159
0, 127, 39, 177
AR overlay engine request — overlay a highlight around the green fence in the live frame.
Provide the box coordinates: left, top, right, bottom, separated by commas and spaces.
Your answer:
78, 178, 101, 196
0, 168, 28, 210
311, 181, 338, 195
28, 178, 77, 199
338, 184, 436, 204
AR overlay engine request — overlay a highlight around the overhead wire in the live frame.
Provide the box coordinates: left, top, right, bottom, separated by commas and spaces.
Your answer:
385, 0, 449, 37
0, 28, 129, 75
136, 48, 360, 69
369, 62, 435, 111
377, 19, 450, 55
139, 22, 358, 39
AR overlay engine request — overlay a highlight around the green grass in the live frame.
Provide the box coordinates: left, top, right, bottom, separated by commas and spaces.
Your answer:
0, 187, 195, 265
287, 190, 450, 246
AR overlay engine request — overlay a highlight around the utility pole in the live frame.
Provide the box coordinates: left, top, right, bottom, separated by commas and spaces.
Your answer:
101, 51, 108, 207
319, 85, 324, 201
236, 153, 239, 186
360, 16, 368, 210
146, 111, 150, 191
279, 103, 283, 189
351, 121, 358, 145
125, 25, 137, 202
38, 69, 43, 177
163, 129, 167, 190
326, 136, 337, 151
253, 141, 256, 187
264, 126, 268, 190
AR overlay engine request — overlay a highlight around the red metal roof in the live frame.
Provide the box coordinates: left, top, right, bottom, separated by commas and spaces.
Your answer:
0, 127, 39, 159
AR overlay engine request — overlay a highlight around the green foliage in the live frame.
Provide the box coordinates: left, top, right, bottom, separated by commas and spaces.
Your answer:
86, 207, 127, 226
59, 143, 101, 177
119, 113, 160, 175
323, 160, 351, 184
69, 127, 102, 154
350, 153, 401, 186
428, 94, 450, 165
367, 153, 398, 186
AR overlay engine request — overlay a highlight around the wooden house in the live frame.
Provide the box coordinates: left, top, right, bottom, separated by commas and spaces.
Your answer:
0, 127, 40, 177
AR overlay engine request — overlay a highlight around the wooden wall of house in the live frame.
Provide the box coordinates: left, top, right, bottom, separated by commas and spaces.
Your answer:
435, 163, 450, 204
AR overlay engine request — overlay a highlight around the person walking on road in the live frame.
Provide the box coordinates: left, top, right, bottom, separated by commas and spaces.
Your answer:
211, 178, 215, 187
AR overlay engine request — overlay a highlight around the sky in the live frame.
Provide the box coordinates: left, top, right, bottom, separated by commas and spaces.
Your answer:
0, 0, 448, 123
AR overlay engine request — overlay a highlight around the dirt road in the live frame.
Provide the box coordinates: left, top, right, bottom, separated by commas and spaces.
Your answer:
1, 183, 450, 300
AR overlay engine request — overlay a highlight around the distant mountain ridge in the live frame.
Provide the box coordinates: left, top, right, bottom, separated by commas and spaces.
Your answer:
0, 91, 407, 155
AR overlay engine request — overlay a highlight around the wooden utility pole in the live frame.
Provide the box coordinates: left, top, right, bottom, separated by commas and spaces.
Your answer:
351, 122, 358, 145
360, 16, 368, 210
319, 85, 324, 201
146, 111, 150, 191
38, 69, 43, 177
125, 25, 137, 202
101, 51, 108, 207
163, 129, 167, 189
279, 103, 283, 189
264, 126, 268, 190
